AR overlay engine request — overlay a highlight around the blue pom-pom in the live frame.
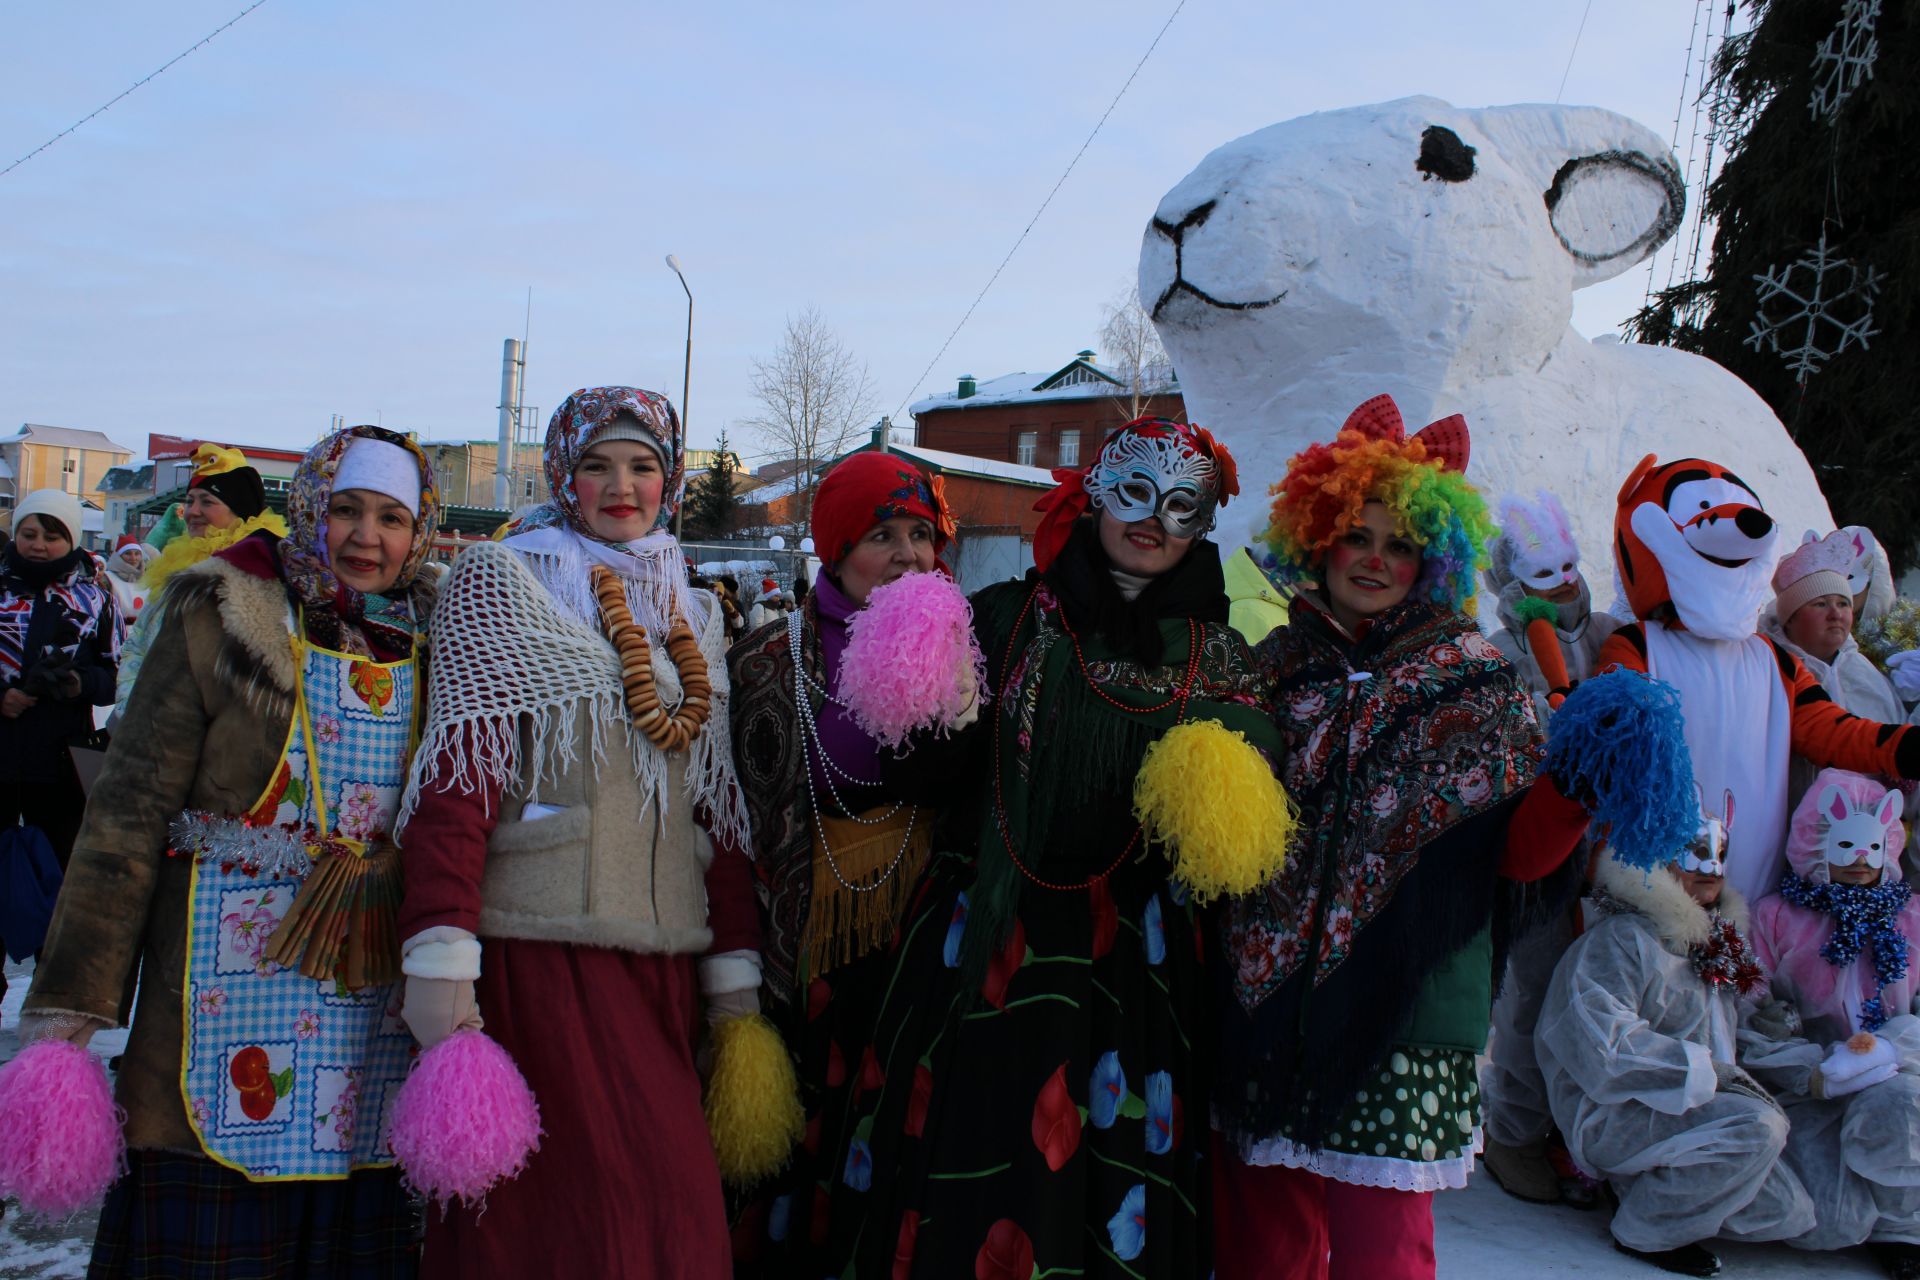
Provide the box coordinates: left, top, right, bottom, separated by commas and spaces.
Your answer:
1545, 671, 1697, 873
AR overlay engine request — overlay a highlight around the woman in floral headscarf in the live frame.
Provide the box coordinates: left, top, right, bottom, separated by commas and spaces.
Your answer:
22, 425, 440, 1278
725, 450, 963, 1269
396, 386, 769, 1279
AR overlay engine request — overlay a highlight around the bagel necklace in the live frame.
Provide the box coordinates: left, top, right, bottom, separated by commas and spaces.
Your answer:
591, 564, 711, 752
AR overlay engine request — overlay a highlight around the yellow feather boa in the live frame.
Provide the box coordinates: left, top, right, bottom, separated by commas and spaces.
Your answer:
142, 511, 288, 594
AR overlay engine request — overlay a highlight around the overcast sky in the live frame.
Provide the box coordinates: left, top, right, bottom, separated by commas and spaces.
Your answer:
3, 1, 1725, 468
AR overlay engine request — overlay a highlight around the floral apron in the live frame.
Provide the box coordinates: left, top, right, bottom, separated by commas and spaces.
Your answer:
175, 621, 417, 1180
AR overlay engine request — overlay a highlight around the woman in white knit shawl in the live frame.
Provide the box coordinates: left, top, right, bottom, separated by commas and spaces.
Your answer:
396, 386, 759, 1279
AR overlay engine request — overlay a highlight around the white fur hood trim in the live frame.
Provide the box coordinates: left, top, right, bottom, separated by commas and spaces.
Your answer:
1595, 856, 1749, 949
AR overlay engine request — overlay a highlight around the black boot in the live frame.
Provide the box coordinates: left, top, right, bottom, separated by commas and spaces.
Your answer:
1871, 1241, 1920, 1280
1612, 1239, 1722, 1277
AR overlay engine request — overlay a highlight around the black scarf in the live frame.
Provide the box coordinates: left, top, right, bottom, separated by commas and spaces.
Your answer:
1040, 519, 1228, 666
1, 545, 87, 593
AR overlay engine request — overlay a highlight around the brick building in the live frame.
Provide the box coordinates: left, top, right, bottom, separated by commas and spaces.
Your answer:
909, 351, 1183, 471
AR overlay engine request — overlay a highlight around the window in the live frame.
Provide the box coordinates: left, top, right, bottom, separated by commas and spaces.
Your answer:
1057, 430, 1080, 467
523, 477, 536, 500
1015, 431, 1038, 467
63, 459, 76, 474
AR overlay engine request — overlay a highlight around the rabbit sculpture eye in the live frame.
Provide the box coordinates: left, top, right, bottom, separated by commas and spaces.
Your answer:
1416, 126, 1476, 183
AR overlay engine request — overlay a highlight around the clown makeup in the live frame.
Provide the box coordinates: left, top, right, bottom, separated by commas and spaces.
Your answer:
837, 515, 936, 606
1324, 501, 1420, 634
1084, 427, 1220, 539
1098, 509, 1193, 579
574, 439, 665, 542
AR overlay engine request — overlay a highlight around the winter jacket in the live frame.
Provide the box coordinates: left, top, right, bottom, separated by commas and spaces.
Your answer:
24, 553, 436, 1152
0, 549, 120, 787
1224, 546, 1288, 646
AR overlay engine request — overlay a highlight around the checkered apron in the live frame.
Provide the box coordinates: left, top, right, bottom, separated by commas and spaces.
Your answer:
178, 628, 419, 1181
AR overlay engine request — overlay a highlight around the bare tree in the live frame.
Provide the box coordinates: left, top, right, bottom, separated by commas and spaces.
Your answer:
1098, 284, 1175, 420
741, 307, 876, 522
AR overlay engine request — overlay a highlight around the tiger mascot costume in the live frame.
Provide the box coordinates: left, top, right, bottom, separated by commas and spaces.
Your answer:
1597, 454, 1920, 903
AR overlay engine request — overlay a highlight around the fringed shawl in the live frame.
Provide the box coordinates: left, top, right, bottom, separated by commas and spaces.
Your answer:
1217, 592, 1544, 1147
398, 539, 749, 853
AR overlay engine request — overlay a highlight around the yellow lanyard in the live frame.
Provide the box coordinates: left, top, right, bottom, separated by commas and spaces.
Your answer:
288, 607, 421, 845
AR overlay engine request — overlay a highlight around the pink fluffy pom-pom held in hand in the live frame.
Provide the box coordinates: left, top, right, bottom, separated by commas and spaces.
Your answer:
838, 570, 989, 750
0, 1039, 126, 1218
387, 1029, 541, 1210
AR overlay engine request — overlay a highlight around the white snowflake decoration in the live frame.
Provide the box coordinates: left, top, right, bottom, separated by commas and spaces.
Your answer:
1809, 0, 1880, 122
1745, 230, 1885, 384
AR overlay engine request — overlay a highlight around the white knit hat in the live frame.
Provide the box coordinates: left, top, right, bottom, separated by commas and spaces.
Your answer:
333, 438, 422, 517
11, 488, 84, 544
1773, 529, 1855, 623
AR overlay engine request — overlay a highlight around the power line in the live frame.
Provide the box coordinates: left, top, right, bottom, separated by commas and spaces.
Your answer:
2, 1, 271, 180
1554, 0, 1597, 104
888, 0, 1190, 422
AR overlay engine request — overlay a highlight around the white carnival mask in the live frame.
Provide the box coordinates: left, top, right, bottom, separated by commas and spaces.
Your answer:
1678, 786, 1733, 876
1818, 782, 1903, 871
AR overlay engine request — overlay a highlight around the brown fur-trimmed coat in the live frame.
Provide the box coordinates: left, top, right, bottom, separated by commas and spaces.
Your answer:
24, 554, 433, 1153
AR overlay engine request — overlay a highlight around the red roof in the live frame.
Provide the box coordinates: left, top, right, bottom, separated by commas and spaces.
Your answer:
147, 433, 307, 465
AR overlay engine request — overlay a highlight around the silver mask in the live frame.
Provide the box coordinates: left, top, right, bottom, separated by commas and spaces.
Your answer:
1084, 426, 1221, 540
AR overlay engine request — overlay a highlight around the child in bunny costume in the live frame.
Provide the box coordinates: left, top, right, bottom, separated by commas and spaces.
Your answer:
1743, 770, 1920, 1274
1478, 491, 1621, 1205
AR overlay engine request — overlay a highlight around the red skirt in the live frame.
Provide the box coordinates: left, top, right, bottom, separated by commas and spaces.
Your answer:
420, 938, 728, 1280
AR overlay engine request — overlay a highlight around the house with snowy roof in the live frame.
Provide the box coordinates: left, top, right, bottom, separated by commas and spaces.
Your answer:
909, 349, 1183, 471
0, 424, 135, 513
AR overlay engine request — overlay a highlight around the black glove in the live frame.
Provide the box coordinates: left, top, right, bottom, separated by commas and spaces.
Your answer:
21, 653, 76, 700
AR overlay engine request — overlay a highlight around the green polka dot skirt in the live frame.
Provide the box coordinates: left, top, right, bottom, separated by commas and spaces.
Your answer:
1319, 1046, 1479, 1166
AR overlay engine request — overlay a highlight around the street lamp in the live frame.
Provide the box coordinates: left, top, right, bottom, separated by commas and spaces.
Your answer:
665, 254, 693, 540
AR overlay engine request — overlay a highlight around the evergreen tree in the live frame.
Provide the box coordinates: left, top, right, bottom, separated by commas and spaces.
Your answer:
1628, 0, 1919, 568
681, 431, 740, 541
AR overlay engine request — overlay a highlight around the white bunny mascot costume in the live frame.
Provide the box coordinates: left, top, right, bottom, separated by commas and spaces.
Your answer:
1484, 490, 1623, 725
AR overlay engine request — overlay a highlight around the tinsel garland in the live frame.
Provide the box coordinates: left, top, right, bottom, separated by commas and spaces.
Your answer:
1590, 886, 1766, 995
1691, 912, 1768, 996
168, 810, 319, 881
1856, 597, 1920, 669
1778, 870, 1912, 1032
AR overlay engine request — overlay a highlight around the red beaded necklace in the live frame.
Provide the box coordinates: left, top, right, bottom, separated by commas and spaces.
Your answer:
991, 583, 1201, 891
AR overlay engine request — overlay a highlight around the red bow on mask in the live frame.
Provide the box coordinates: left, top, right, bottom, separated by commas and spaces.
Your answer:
1342, 394, 1470, 473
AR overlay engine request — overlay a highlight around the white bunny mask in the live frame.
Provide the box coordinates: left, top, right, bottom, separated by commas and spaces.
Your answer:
1496, 491, 1581, 592
1819, 783, 1904, 873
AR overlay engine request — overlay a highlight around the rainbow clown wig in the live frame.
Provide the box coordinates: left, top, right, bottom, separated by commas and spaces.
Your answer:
1261, 394, 1494, 616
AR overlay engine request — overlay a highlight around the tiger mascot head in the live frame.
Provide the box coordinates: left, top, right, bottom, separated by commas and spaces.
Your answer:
1614, 454, 1780, 641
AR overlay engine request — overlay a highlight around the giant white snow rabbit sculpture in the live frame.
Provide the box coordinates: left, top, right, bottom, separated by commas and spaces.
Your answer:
1140, 96, 1834, 583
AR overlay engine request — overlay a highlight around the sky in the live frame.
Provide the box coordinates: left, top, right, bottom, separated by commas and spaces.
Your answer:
2, 1, 1731, 471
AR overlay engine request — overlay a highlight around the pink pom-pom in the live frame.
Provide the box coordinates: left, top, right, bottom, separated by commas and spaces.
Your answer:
839, 570, 989, 749
387, 1030, 541, 1209
0, 1040, 126, 1217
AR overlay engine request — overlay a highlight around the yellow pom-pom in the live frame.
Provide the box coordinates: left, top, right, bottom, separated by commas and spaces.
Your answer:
1133, 720, 1294, 903
704, 1012, 805, 1187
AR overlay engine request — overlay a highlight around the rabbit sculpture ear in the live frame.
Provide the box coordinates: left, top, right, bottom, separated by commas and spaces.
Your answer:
1543, 149, 1684, 285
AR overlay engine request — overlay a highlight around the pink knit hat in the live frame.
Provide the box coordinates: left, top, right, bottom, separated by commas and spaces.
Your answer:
1773, 529, 1854, 623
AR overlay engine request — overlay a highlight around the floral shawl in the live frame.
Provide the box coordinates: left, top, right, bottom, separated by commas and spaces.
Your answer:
1217, 591, 1543, 1145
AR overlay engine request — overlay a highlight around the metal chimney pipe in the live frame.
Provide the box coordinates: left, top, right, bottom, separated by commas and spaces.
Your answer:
495, 338, 523, 509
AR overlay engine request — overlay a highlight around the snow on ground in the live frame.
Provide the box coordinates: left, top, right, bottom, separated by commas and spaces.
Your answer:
1438, 1150, 1880, 1278
0, 958, 1884, 1276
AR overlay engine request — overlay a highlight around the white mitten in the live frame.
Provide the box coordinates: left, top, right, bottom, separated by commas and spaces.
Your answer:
1822, 1034, 1900, 1092
1887, 649, 1920, 700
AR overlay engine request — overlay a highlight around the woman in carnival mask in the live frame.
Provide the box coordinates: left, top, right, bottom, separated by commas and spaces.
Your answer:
822, 417, 1284, 1279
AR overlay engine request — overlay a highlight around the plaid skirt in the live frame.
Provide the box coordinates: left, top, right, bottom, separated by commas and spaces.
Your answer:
89, 1150, 419, 1280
